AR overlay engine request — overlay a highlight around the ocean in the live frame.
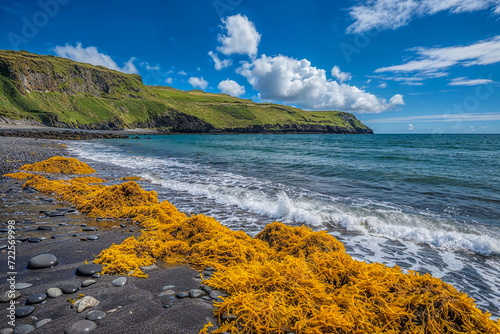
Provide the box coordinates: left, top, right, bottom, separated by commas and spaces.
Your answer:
68, 133, 500, 318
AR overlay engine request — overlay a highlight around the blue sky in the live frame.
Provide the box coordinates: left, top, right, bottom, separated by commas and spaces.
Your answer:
1, 0, 499, 133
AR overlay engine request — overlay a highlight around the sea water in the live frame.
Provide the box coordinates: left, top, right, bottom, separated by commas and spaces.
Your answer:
69, 134, 500, 318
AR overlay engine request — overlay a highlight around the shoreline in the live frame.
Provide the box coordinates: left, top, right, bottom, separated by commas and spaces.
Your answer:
5, 136, 500, 333
0, 137, 219, 334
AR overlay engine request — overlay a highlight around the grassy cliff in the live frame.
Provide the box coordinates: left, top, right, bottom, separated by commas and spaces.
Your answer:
0, 50, 373, 134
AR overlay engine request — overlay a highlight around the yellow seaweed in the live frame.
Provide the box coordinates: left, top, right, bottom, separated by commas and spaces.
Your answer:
2, 172, 34, 179
9, 157, 499, 334
19, 156, 96, 174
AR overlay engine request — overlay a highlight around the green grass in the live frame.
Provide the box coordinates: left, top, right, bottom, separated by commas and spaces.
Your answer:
0, 50, 372, 133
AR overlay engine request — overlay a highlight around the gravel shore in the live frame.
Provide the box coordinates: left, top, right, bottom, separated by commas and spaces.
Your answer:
0, 137, 220, 334
0, 137, 66, 176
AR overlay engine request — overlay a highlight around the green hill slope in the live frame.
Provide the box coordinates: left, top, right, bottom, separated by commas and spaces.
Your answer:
0, 50, 373, 134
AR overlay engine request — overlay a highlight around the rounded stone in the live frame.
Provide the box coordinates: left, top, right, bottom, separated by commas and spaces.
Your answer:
200, 285, 212, 294
82, 227, 97, 232
15, 306, 35, 318
111, 277, 127, 287
91, 274, 101, 278
76, 264, 102, 277
46, 288, 62, 298
81, 280, 96, 287
61, 284, 79, 294
162, 285, 175, 291
14, 283, 32, 290
13, 324, 35, 334
27, 238, 42, 243
0, 328, 13, 334
210, 290, 229, 302
0, 290, 21, 303
37, 226, 54, 231
86, 310, 106, 321
189, 289, 206, 298
86, 236, 98, 240
36, 318, 52, 328
65, 320, 97, 334
175, 292, 189, 299
159, 290, 176, 297
26, 293, 47, 305
28, 254, 58, 269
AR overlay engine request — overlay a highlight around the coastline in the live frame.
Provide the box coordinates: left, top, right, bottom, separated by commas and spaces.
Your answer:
0, 137, 219, 334
1, 136, 499, 333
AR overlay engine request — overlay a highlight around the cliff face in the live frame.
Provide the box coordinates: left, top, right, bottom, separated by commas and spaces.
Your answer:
0, 50, 145, 98
0, 50, 373, 134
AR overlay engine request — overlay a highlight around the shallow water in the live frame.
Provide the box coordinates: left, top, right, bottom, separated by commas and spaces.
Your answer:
69, 134, 500, 318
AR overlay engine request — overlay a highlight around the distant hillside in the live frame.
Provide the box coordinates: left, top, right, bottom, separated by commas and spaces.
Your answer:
0, 50, 373, 134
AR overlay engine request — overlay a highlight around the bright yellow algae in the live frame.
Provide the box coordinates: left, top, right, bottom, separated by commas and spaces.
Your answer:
3, 172, 34, 179
70, 176, 108, 184
19, 156, 96, 174
8, 157, 500, 334
119, 176, 142, 181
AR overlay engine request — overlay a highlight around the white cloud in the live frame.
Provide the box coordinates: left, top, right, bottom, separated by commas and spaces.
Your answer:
165, 78, 173, 84
366, 112, 500, 123
218, 79, 245, 97
347, 0, 500, 33
208, 51, 232, 70
375, 35, 500, 73
448, 77, 496, 86
377, 82, 387, 88
408, 123, 414, 131
178, 70, 187, 76
389, 94, 404, 105
331, 66, 352, 83
53, 42, 139, 74
141, 62, 160, 71
237, 54, 404, 113
188, 77, 208, 90
217, 14, 261, 57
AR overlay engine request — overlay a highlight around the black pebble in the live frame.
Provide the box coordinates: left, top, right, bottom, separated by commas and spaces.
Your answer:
61, 284, 79, 294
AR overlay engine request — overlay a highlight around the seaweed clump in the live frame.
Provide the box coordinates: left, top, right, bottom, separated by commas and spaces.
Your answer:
3, 172, 34, 179
5, 157, 500, 334
19, 156, 96, 174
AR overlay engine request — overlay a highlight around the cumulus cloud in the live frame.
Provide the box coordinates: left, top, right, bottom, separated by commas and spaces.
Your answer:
408, 123, 414, 131
188, 77, 208, 90
53, 42, 138, 74
218, 79, 245, 97
347, 0, 500, 33
165, 78, 173, 84
236, 55, 404, 113
377, 82, 387, 88
375, 35, 500, 74
331, 66, 352, 83
208, 51, 232, 70
448, 77, 496, 86
217, 14, 261, 57
178, 70, 187, 76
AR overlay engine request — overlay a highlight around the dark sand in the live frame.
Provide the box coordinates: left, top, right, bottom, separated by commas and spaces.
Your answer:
0, 137, 219, 333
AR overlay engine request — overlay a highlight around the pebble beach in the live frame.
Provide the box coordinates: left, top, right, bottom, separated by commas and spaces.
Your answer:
0, 137, 221, 334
